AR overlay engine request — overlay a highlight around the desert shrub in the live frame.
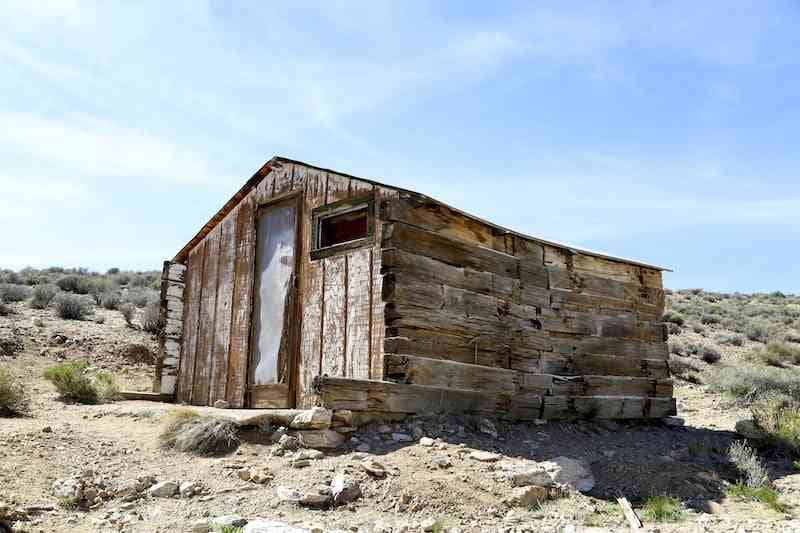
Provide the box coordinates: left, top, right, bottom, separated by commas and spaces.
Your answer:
119, 303, 136, 327
666, 322, 682, 335
87, 278, 113, 304
141, 297, 163, 334
0, 367, 29, 416
701, 313, 721, 325
669, 354, 700, 381
699, 344, 721, 364
728, 441, 769, 488
726, 483, 785, 513
56, 274, 92, 294
94, 315, 106, 324
0, 283, 31, 303
668, 337, 687, 356
107, 267, 120, 275
691, 323, 706, 335
662, 310, 685, 327
43, 360, 96, 403
709, 366, 800, 404
746, 321, 770, 343
43, 360, 118, 404
30, 284, 58, 309
125, 288, 152, 308
159, 409, 240, 456
0, 302, 11, 316
785, 331, 800, 344
54, 293, 92, 320
751, 395, 800, 453
641, 495, 684, 523
718, 333, 745, 347
100, 291, 122, 310
758, 342, 800, 367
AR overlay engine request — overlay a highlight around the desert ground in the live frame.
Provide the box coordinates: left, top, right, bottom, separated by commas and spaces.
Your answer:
2, 271, 800, 532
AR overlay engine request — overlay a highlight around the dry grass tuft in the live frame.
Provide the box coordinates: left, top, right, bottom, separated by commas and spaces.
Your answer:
0, 367, 30, 416
160, 409, 240, 456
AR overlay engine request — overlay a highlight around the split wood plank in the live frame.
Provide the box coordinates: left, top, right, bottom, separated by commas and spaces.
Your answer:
176, 240, 205, 403
297, 168, 327, 407
345, 248, 372, 379
192, 224, 221, 405
208, 211, 236, 404
321, 255, 347, 376
226, 197, 256, 407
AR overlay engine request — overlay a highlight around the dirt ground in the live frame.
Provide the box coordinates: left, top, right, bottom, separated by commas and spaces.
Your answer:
2, 300, 800, 532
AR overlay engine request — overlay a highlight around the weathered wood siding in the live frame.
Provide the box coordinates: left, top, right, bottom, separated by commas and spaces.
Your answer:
373, 192, 673, 419
175, 160, 395, 407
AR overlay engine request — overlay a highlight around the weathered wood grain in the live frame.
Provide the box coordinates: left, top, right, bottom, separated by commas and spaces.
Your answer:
192, 224, 221, 405
226, 198, 255, 407
177, 241, 205, 403
383, 222, 518, 278
322, 255, 347, 376
346, 248, 372, 379
209, 212, 236, 404
385, 354, 519, 393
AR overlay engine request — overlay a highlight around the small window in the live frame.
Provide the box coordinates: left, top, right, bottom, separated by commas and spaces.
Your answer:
319, 206, 369, 248
311, 196, 374, 259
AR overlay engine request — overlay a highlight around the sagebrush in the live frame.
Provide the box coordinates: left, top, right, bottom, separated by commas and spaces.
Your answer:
43, 360, 119, 404
0, 367, 29, 416
54, 293, 93, 320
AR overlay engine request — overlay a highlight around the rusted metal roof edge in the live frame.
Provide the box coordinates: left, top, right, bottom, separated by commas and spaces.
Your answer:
172, 155, 672, 272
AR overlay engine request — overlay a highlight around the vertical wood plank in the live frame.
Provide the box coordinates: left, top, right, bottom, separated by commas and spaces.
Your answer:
226, 196, 256, 407
177, 241, 205, 403
209, 210, 237, 404
297, 168, 327, 407
345, 248, 372, 379
322, 254, 347, 376
192, 224, 221, 405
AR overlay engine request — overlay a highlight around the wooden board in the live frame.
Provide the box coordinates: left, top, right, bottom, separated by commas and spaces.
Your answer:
321, 253, 347, 376
385, 354, 519, 393
176, 241, 205, 403
209, 212, 236, 404
192, 224, 221, 405
345, 248, 372, 379
226, 199, 255, 407
249, 384, 291, 408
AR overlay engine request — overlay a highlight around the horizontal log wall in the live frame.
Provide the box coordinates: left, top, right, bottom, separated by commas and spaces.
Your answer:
378, 193, 672, 419
176, 161, 395, 407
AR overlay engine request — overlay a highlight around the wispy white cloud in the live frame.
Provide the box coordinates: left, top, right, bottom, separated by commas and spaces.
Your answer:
0, 112, 228, 184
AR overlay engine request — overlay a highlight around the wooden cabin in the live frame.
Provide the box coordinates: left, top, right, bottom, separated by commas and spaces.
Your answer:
154, 156, 675, 420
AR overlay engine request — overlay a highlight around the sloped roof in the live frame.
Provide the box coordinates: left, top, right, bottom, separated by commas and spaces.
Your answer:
174, 156, 671, 272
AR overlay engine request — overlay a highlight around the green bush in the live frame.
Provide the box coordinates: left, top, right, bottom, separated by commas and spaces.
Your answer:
54, 293, 92, 320
0, 367, 29, 416
56, 275, 92, 294
726, 483, 785, 513
758, 342, 800, 367
43, 360, 118, 404
119, 303, 136, 327
662, 310, 685, 326
751, 395, 800, 453
0, 283, 31, 303
30, 284, 58, 309
641, 495, 684, 523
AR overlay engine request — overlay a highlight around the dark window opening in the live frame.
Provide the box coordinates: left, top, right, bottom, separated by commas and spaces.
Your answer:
318, 206, 369, 249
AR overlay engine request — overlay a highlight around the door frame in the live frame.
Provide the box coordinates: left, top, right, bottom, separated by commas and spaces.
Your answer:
245, 190, 303, 408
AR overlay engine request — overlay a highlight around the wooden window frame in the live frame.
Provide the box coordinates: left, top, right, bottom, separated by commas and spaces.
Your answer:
310, 194, 375, 260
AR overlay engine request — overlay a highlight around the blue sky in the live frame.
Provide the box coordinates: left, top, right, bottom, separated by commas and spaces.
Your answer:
1, 1, 799, 293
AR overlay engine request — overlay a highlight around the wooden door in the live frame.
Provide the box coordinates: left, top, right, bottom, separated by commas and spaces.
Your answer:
247, 197, 299, 408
